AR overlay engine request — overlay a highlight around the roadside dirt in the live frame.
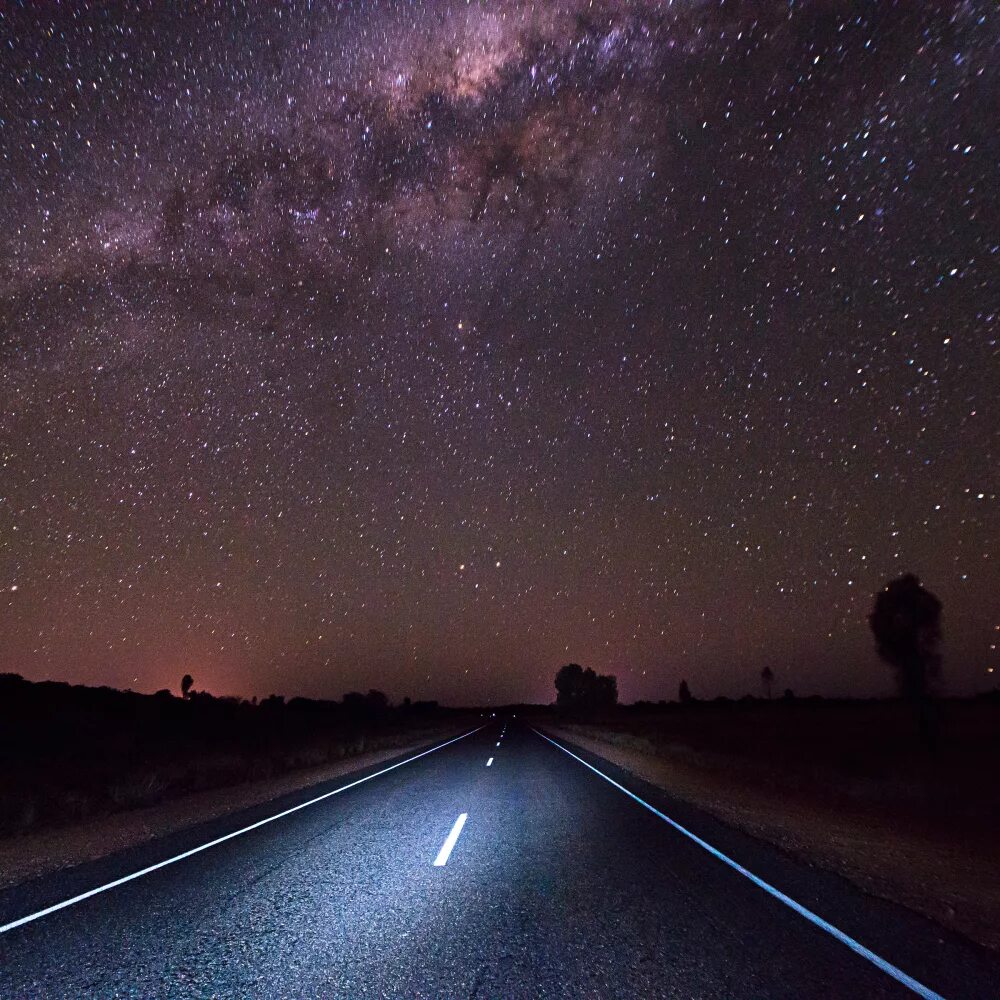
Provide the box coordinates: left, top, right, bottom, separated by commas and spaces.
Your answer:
544, 723, 1000, 952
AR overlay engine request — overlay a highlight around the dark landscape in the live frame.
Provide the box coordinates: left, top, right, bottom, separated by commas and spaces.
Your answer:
3, 650, 999, 958
0, 671, 461, 838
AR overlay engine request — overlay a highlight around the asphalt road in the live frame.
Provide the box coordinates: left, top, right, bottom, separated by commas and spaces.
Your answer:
1, 721, 997, 998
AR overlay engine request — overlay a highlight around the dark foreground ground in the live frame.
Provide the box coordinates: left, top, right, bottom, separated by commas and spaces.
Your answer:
535, 697, 1000, 947
547, 697, 1000, 832
0, 672, 462, 838
1, 721, 998, 998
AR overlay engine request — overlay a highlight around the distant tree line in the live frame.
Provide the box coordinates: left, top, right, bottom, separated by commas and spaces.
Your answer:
167, 675, 438, 726
548, 573, 950, 749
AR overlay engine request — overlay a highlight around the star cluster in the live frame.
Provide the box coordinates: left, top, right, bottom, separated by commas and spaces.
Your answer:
1, 1, 997, 702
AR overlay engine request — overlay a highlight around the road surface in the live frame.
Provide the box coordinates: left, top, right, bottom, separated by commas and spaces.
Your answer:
0, 722, 997, 998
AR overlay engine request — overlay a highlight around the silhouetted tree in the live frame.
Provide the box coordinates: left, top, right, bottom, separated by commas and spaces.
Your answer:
782, 688, 795, 701
555, 663, 585, 709
594, 672, 617, 707
761, 666, 774, 700
180, 674, 194, 700
554, 663, 617, 713
678, 679, 692, 704
869, 573, 942, 747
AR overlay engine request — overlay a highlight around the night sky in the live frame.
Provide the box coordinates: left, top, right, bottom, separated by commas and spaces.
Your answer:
1, 1, 997, 705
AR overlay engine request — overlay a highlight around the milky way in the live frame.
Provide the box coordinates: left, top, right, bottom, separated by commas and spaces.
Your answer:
1, 1, 997, 703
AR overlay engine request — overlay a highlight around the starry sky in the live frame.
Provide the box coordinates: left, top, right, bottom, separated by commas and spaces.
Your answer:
1, 0, 997, 705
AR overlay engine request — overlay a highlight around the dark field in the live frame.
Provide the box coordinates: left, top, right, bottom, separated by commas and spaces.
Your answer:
0, 673, 465, 839
561, 695, 1000, 829
547, 694, 1000, 949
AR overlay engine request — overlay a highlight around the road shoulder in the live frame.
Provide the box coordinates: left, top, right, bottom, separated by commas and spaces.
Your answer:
541, 722, 1000, 952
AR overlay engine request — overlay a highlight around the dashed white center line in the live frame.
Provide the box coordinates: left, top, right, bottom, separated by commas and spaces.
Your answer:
0, 727, 487, 937
496, 741, 501, 747
433, 813, 468, 867
486, 757, 494, 766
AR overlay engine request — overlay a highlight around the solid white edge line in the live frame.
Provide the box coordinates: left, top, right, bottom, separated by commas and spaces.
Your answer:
433, 813, 468, 866
531, 728, 945, 1000
0, 726, 486, 936
486, 757, 494, 767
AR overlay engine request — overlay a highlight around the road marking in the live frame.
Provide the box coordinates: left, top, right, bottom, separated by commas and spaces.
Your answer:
532, 729, 944, 1000
0, 727, 485, 937
433, 813, 468, 866
486, 757, 494, 767
496, 741, 501, 746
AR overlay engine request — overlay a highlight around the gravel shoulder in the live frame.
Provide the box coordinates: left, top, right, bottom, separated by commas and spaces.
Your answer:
543, 722, 1000, 952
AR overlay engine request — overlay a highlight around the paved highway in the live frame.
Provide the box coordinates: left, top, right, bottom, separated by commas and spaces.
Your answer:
0, 722, 997, 998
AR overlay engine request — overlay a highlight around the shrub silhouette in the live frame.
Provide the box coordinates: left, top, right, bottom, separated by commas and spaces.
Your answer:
678, 679, 692, 704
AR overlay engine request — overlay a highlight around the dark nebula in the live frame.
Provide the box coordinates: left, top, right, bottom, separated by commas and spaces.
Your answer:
1, 1, 996, 702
